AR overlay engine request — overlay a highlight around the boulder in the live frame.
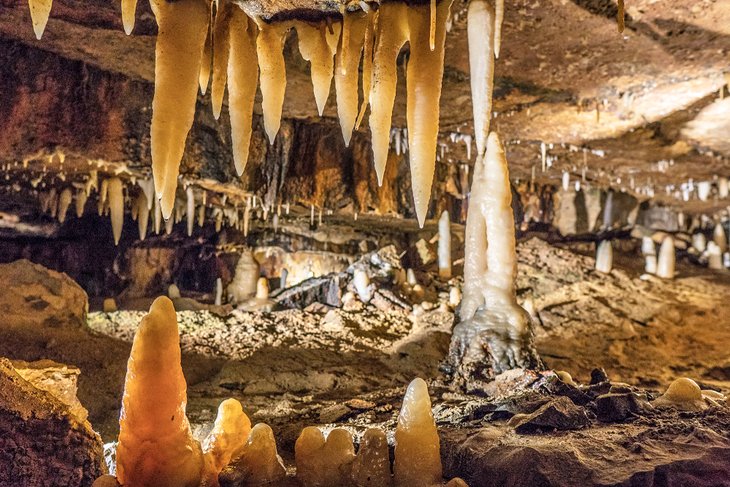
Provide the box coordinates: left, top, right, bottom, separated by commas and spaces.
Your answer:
0, 358, 105, 487
0, 259, 88, 328
510, 396, 590, 433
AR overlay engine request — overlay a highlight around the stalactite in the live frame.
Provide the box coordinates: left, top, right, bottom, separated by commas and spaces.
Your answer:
336, 10, 368, 146
28, 0, 52, 39
256, 19, 291, 143
228, 9, 259, 176
438, 210, 452, 279
468, 0, 495, 156
211, 1, 233, 119
137, 193, 149, 240
154, 196, 162, 234
713, 223, 727, 252
57, 188, 72, 223
199, 19, 212, 94
108, 178, 124, 246
75, 188, 87, 218
494, 0, 504, 58
215, 277, 223, 306
406, 0, 451, 227
296, 20, 341, 116
186, 186, 195, 237
121, 0, 137, 35
149, 0, 210, 220
355, 10, 377, 129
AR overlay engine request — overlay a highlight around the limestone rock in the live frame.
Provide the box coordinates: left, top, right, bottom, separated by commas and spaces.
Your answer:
0, 358, 105, 487
510, 396, 589, 433
0, 259, 88, 328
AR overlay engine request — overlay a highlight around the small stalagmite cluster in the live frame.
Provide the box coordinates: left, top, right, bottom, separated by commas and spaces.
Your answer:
97, 297, 467, 487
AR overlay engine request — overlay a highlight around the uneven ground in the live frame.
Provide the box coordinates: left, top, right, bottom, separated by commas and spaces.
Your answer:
0, 239, 730, 485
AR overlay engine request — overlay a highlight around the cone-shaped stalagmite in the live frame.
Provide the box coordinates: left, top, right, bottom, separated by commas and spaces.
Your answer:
116, 297, 208, 487
296, 427, 356, 486
394, 378, 441, 486
656, 236, 676, 279
595, 240, 613, 273
203, 398, 251, 473
149, 0, 209, 220
228, 10, 259, 175
449, 133, 542, 385
351, 428, 392, 487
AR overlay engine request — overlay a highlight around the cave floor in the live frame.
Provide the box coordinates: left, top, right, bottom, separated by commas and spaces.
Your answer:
1, 237, 729, 485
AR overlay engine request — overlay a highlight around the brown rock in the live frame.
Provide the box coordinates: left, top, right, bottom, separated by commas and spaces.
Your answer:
0, 358, 106, 487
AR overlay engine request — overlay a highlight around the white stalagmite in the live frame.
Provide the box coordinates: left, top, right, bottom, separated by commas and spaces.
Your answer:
57, 188, 72, 223
393, 378, 441, 486
214, 277, 223, 306
644, 255, 657, 274
656, 236, 675, 279
353, 268, 373, 303
406, 0, 451, 227
697, 181, 711, 201
467, 0, 496, 156
28, 0, 52, 39
335, 10, 368, 146
149, 0, 209, 220
707, 242, 723, 270
121, 0, 138, 35
137, 193, 149, 240
641, 236, 656, 256
713, 223, 727, 252
228, 9, 259, 175
494, 0, 504, 58
296, 21, 341, 116
595, 240, 613, 273
108, 177, 124, 246
719, 177, 729, 199
692, 233, 707, 253
438, 210, 452, 279
186, 186, 195, 237
369, 2, 408, 185
75, 188, 87, 218
257, 20, 291, 143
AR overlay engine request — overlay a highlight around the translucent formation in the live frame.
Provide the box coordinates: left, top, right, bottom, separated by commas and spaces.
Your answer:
652, 377, 706, 411
295, 427, 356, 486
149, 0, 209, 219
135, 193, 149, 240
108, 177, 124, 246
713, 223, 727, 252
438, 210, 452, 279
450, 133, 542, 383
57, 188, 72, 224
257, 20, 291, 143
468, 0, 496, 156
186, 186, 195, 237
226, 423, 287, 485
28, 0, 52, 39
656, 236, 675, 279
494, 0, 504, 58
227, 9, 259, 175
394, 378, 442, 486
227, 251, 260, 304
203, 398, 252, 473
75, 188, 87, 218
211, 2, 232, 119
115, 297, 208, 487
350, 428, 392, 487
121, 0, 137, 35
595, 240, 613, 273
336, 10, 368, 146
296, 21, 341, 116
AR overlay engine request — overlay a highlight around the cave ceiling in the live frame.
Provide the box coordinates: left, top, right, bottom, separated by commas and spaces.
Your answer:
0, 0, 729, 214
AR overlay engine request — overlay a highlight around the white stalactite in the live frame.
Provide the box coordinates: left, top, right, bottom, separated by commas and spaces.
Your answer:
438, 210, 452, 279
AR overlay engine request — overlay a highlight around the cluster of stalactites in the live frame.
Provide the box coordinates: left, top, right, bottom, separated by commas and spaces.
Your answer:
51, 0, 450, 228
101, 297, 467, 487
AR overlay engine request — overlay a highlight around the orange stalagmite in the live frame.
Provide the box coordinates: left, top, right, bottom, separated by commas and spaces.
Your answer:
203, 398, 252, 473
115, 296, 209, 487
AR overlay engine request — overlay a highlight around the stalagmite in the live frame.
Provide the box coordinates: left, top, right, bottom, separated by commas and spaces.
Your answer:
494, 0, 504, 58
713, 223, 727, 252
296, 21, 341, 116
57, 188, 72, 223
280, 269, 288, 289
697, 181, 711, 201
243, 203, 251, 236
350, 428, 392, 487
449, 286, 461, 308
394, 378, 441, 486
228, 9, 259, 175
336, 10, 368, 146
168, 283, 181, 299
468, 0, 495, 156
149, 0, 209, 219
225, 423, 286, 485
438, 210, 452, 279
116, 297, 208, 487
75, 188, 87, 218
707, 242, 723, 270
369, 2, 408, 185
295, 427, 356, 487
449, 133, 541, 383
656, 236, 675, 279
121, 0, 137, 35
211, 2, 232, 119
652, 378, 706, 411
28, 0, 52, 39
108, 178, 124, 246
228, 251, 259, 304
215, 278, 223, 306
595, 240, 613, 273
406, 0, 451, 226
137, 193, 149, 240
719, 177, 729, 199
257, 20, 291, 143
255, 277, 269, 300
692, 233, 707, 253
353, 268, 373, 303
186, 186, 195, 237
203, 398, 251, 472
645, 255, 657, 274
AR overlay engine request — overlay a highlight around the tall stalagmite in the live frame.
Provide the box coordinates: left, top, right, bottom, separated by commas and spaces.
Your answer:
449, 133, 542, 387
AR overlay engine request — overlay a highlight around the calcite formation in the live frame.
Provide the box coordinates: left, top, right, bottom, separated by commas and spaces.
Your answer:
448, 133, 542, 387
